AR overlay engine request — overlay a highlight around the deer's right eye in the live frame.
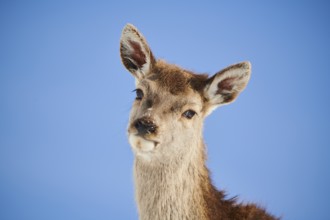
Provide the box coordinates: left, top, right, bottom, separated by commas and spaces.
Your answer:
135, 89, 144, 100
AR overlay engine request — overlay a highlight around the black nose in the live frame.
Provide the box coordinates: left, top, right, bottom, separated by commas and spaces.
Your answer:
134, 118, 157, 135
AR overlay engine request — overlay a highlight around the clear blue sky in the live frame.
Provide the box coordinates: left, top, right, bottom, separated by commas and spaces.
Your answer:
1, 1, 329, 219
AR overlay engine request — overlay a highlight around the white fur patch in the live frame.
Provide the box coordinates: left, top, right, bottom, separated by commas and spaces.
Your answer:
129, 134, 155, 160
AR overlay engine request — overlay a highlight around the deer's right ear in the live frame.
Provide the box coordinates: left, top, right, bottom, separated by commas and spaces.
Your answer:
120, 24, 155, 79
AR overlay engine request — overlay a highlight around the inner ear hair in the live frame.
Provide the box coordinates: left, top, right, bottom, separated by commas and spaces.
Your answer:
120, 24, 155, 78
204, 61, 251, 106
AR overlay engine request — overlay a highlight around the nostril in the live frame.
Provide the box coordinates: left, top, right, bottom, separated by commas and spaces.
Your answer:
134, 118, 157, 135
134, 120, 143, 131
148, 125, 156, 133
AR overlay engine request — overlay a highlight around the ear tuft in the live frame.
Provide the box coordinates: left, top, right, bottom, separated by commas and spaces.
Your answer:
120, 24, 155, 79
204, 61, 251, 113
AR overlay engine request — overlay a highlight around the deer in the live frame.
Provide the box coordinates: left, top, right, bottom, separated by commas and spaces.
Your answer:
119, 24, 278, 220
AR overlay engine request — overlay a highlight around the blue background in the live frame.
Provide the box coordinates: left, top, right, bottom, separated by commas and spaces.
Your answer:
1, 1, 329, 219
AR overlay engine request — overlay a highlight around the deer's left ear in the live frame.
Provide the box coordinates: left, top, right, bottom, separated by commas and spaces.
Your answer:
204, 62, 251, 112
120, 24, 155, 79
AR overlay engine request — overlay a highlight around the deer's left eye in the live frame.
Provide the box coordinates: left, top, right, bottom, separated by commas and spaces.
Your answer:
182, 110, 196, 119
134, 89, 144, 100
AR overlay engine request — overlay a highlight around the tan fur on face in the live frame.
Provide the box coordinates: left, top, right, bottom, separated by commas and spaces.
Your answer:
120, 24, 278, 220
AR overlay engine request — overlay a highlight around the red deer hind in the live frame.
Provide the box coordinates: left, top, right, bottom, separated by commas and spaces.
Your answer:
120, 24, 278, 220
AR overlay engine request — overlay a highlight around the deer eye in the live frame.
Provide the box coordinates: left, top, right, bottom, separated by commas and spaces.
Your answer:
182, 110, 196, 119
134, 89, 144, 100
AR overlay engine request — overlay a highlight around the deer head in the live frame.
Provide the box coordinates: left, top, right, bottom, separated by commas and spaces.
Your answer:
120, 24, 251, 163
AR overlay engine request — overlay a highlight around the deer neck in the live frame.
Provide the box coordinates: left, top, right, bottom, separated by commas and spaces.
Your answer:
133, 137, 213, 220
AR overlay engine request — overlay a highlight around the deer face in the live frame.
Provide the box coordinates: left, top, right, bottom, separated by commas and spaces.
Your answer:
127, 64, 207, 161
120, 24, 251, 162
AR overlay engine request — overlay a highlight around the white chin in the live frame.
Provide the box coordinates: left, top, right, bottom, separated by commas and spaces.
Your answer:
128, 134, 156, 158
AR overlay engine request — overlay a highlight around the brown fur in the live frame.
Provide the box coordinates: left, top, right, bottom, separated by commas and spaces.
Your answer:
202, 178, 278, 220
148, 60, 209, 95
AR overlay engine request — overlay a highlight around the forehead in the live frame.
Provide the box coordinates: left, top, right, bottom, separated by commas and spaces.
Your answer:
143, 60, 208, 95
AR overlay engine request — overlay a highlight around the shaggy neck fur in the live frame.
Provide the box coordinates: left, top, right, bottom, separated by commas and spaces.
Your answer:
134, 137, 210, 220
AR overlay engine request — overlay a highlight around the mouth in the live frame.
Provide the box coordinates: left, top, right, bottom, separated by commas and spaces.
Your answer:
128, 133, 159, 153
